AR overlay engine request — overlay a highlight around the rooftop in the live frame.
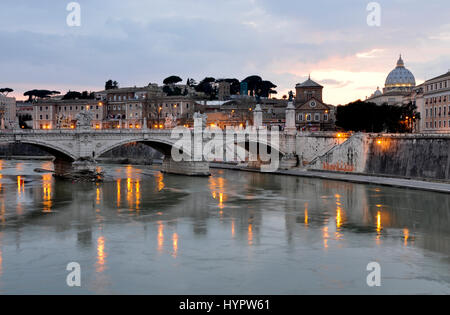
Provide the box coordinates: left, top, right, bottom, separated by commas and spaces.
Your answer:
296, 76, 323, 88
425, 70, 450, 83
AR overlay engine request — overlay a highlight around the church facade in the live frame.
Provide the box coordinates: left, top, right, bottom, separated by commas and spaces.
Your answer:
294, 77, 335, 131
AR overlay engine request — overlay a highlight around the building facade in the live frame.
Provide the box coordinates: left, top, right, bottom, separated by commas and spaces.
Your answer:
422, 71, 450, 133
295, 77, 335, 131
33, 99, 106, 130
0, 94, 17, 129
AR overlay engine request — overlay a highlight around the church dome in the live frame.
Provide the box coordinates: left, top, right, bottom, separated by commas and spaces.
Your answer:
373, 87, 382, 97
385, 55, 416, 90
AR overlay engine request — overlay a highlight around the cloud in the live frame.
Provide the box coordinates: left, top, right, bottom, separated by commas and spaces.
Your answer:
1, 0, 450, 104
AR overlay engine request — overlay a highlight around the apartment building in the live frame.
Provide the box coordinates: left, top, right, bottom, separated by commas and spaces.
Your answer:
33, 99, 106, 130
422, 71, 450, 133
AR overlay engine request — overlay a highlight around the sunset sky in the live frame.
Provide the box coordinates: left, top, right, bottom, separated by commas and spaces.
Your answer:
1, 0, 450, 104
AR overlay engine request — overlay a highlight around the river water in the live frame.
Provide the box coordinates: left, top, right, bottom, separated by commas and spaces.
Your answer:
0, 159, 449, 294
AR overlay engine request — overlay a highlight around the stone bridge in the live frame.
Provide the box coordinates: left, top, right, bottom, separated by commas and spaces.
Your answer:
0, 128, 300, 176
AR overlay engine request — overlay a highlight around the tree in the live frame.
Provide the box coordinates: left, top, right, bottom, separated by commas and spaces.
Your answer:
163, 76, 183, 85
163, 85, 183, 96
186, 78, 197, 87
24, 90, 60, 102
336, 100, 418, 133
62, 90, 95, 100
105, 80, 119, 90
195, 77, 217, 99
257, 80, 277, 98
0, 88, 13, 96
242, 75, 262, 96
62, 91, 82, 100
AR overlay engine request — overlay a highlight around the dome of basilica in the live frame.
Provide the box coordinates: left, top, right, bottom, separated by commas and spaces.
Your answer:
385, 55, 416, 90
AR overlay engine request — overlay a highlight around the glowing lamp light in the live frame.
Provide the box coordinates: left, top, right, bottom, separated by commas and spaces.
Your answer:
159, 124, 164, 129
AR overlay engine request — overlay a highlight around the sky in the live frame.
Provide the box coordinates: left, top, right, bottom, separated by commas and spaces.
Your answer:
1, 0, 450, 104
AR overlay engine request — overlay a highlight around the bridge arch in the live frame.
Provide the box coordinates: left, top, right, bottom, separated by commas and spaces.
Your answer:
10, 139, 77, 162
96, 138, 185, 159
223, 138, 287, 158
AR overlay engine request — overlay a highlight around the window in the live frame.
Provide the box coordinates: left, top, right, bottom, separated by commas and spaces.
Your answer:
306, 114, 312, 121
314, 113, 320, 121
39, 115, 43, 120
45, 115, 49, 119
324, 114, 329, 121
299, 114, 303, 121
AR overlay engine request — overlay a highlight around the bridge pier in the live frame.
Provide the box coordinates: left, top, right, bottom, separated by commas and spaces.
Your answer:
54, 157, 101, 181
161, 156, 211, 176
53, 158, 74, 176
279, 154, 299, 170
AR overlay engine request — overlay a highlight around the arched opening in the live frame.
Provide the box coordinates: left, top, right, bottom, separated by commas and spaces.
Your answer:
97, 141, 171, 165
97, 139, 209, 176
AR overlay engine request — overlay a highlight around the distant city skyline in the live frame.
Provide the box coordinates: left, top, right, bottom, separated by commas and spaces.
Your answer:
1, 0, 450, 104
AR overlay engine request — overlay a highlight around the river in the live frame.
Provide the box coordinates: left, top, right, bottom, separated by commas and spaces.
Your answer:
0, 159, 449, 294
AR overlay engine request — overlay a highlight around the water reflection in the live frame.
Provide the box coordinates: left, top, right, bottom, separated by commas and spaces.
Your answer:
156, 173, 165, 192
157, 221, 164, 253
96, 236, 107, 273
116, 179, 121, 208
172, 233, 179, 258
0, 160, 449, 294
209, 176, 227, 211
42, 174, 52, 213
